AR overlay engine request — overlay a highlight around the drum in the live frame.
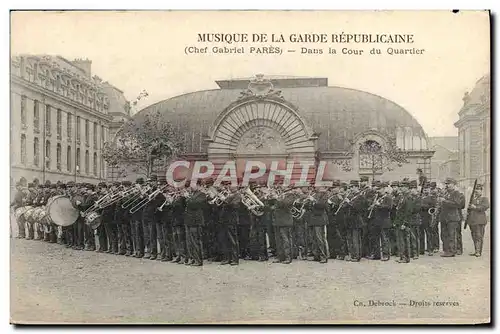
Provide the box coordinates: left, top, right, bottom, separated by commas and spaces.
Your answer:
14, 206, 32, 219
46, 195, 80, 227
84, 211, 102, 230
23, 207, 36, 222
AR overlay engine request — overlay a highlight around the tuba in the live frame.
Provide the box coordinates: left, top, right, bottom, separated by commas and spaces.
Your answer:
291, 199, 306, 219
241, 188, 265, 216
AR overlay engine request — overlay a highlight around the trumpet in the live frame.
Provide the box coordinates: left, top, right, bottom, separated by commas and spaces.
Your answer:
241, 187, 265, 216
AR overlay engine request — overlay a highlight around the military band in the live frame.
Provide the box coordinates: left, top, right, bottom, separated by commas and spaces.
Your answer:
11, 175, 489, 266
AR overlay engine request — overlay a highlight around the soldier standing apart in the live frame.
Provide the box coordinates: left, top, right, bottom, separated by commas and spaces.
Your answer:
466, 184, 490, 257
438, 178, 465, 257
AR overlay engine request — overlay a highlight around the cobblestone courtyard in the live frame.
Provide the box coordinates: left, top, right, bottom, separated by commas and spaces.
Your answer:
10, 221, 490, 324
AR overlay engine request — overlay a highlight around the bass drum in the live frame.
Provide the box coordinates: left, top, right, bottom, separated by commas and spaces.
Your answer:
46, 195, 80, 227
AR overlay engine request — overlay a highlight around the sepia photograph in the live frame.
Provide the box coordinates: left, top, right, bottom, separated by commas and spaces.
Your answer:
9, 10, 491, 324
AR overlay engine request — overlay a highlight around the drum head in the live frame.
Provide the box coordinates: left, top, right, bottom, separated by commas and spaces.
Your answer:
47, 195, 80, 227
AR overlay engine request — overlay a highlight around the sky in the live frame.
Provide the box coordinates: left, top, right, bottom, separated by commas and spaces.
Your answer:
11, 11, 490, 137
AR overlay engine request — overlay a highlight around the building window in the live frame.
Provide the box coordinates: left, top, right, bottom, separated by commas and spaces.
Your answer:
45, 104, 51, 134
93, 152, 98, 175
101, 125, 105, 146
21, 95, 27, 128
45, 140, 51, 169
20, 134, 26, 165
76, 147, 81, 174
359, 140, 383, 171
67, 113, 72, 139
76, 116, 81, 142
85, 150, 89, 174
33, 137, 40, 166
93, 122, 98, 148
56, 143, 61, 170
67, 146, 72, 172
56, 109, 62, 138
85, 119, 89, 145
33, 100, 40, 132
416, 158, 431, 180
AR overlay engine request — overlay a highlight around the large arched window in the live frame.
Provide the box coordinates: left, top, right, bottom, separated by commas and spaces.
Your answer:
33, 137, 40, 166
20, 95, 27, 128
359, 139, 383, 170
33, 100, 40, 131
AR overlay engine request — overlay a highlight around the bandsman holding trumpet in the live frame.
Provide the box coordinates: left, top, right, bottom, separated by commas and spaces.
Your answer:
466, 184, 489, 257
367, 181, 393, 261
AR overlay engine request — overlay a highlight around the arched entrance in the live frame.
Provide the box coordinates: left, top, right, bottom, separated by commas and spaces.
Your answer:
206, 97, 318, 183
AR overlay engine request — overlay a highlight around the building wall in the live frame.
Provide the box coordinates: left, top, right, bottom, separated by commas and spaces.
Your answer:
10, 55, 113, 185
454, 74, 490, 197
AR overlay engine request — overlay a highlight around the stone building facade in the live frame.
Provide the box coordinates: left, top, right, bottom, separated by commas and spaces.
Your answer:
10, 55, 121, 185
427, 136, 459, 182
454, 74, 490, 196
128, 75, 435, 183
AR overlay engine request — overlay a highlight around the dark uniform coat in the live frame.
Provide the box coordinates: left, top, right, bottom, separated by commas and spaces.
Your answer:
373, 194, 393, 228
438, 190, 465, 223
272, 192, 295, 227
184, 191, 208, 226
305, 191, 329, 227
467, 196, 490, 226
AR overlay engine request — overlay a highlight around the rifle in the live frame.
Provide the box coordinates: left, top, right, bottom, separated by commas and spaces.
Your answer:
463, 179, 478, 230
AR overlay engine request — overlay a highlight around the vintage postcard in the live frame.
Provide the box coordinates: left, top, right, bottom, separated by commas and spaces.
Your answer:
9, 10, 490, 324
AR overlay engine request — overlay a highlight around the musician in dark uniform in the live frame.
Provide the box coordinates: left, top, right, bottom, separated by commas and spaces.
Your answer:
24, 182, 37, 240
466, 184, 490, 257
171, 181, 187, 264
429, 182, 440, 253
157, 181, 174, 261
389, 181, 400, 256
394, 181, 411, 263
113, 181, 130, 255
271, 185, 295, 264
101, 182, 119, 254
184, 183, 208, 266
420, 183, 437, 255
407, 180, 422, 259
142, 176, 159, 260
305, 186, 329, 263
11, 181, 27, 239
56, 181, 68, 244
359, 176, 371, 258
292, 186, 308, 260
95, 182, 109, 253
82, 183, 97, 251
238, 188, 252, 260
346, 180, 365, 262
130, 178, 145, 258
248, 182, 268, 261
332, 182, 350, 260
150, 176, 168, 261
368, 181, 393, 261
439, 178, 465, 257
219, 185, 241, 265
202, 179, 217, 261
70, 183, 86, 250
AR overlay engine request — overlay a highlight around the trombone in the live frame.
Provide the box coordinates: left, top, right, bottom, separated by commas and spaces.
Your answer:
129, 185, 167, 214
334, 189, 352, 215
121, 185, 150, 209
83, 192, 112, 216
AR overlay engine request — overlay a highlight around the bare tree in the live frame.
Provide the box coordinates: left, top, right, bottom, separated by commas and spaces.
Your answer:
102, 110, 184, 178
